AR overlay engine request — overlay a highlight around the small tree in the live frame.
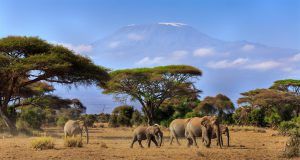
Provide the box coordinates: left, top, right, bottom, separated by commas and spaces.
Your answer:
102, 65, 202, 125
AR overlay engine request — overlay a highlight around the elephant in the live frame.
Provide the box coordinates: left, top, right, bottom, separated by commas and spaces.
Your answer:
169, 118, 191, 145
130, 124, 163, 148
185, 116, 222, 148
211, 125, 230, 147
64, 120, 89, 144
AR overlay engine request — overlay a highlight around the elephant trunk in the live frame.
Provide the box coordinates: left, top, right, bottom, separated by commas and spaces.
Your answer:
84, 123, 89, 144
201, 126, 211, 147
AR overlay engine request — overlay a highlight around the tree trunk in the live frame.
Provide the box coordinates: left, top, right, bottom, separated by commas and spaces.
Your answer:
0, 106, 17, 135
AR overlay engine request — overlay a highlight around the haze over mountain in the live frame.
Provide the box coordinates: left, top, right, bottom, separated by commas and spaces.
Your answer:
55, 23, 300, 113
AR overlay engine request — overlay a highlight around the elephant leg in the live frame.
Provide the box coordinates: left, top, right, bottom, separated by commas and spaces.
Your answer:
64, 132, 67, 140
221, 135, 224, 146
151, 137, 158, 147
147, 137, 151, 148
186, 137, 192, 147
192, 136, 198, 148
130, 136, 137, 148
170, 136, 174, 145
175, 135, 181, 145
138, 140, 144, 148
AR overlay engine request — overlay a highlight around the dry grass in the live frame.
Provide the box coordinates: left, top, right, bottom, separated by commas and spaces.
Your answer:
0, 127, 290, 160
31, 137, 54, 150
64, 136, 83, 147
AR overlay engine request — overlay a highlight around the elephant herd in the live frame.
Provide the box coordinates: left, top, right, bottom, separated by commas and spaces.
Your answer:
131, 116, 230, 149
62, 116, 230, 149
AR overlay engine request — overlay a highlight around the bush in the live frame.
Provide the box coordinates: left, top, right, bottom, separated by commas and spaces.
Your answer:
283, 131, 300, 158
64, 136, 83, 147
31, 137, 55, 150
131, 110, 144, 126
56, 116, 69, 127
184, 112, 198, 118
80, 114, 97, 127
279, 121, 298, 135
108, 114, 119, 128
19, 107, 46, 129
249, 109, 265, 127
264, 112, 281, 128
160, 119, 173, 127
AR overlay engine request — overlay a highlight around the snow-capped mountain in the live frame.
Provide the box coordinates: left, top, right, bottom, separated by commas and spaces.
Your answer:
92, 23, 298, 69
60, 23, 299, 113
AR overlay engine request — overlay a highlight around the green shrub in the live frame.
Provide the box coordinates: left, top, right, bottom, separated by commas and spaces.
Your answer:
56, 116, 69, 127
108, 114, 119, 127
19, 107, 45, 129
31, 137, 55, 150
80, 114, 97, 127
184, 112, 198, 118
279, 121, 298, 135
131, 110, 143, 126
64, 137, 83, 147
249, 109, 265, 127
264, 112, 281, 127
160, 119, 173, 127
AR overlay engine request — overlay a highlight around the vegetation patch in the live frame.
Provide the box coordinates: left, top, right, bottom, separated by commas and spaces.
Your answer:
283, 132, 300, 158
64, 137, 83, 147
31, 137, 55, 150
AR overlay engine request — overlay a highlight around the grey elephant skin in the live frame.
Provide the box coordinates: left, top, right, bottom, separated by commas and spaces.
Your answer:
130, 125, 163, 148
64, 120, 89, 144
169, 118, 191, 145
185, 116, 222, 148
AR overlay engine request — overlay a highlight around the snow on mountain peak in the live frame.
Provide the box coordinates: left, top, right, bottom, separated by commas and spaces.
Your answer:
158, 22, 187, 27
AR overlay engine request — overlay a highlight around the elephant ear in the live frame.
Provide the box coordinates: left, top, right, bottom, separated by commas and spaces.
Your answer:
201, 119, 209, 128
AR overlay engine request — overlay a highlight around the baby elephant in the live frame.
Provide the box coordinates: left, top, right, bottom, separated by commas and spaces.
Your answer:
130, 124, 163, 148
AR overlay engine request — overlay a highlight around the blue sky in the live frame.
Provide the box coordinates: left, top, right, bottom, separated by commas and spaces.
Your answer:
1, 0, 300, 113
1, 0, 300, 49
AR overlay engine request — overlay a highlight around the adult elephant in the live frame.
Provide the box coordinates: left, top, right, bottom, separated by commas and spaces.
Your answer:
169, 118, 191, 145
130, 124, 163, 148
64, 120, 89, 144
185, 116, 222, 148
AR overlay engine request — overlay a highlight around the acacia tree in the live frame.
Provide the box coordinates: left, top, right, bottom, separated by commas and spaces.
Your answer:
0, 36, 109, 134
102, 65, 202, 125
238, 89, 300, 120
195, 94, 234, 117
271, 79, 300, 116
270, 79, 300, 95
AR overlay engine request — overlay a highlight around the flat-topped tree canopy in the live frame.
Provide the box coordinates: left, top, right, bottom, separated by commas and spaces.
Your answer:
0, 36, 110, 134
110, 65, 202, 77
270, 79, 300, 95
103, 65, 202, 125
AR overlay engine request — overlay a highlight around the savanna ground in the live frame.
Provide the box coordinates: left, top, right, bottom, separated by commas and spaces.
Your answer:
0, 126, 292, 160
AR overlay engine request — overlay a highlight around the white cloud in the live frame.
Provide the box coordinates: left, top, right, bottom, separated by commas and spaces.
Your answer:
193, 48, 214, 57
108, 41, 120, 48
171, 50, 188, 60
51, 41, 92, 53
290, 53, 300, 62
242, 44, 255, 51
206, 58, 248, 69
135, 50, 188, 66
127, 33, 144, 41
135, 57, 164, 66
246, 60, 281, 70
158, 22, 187, 27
